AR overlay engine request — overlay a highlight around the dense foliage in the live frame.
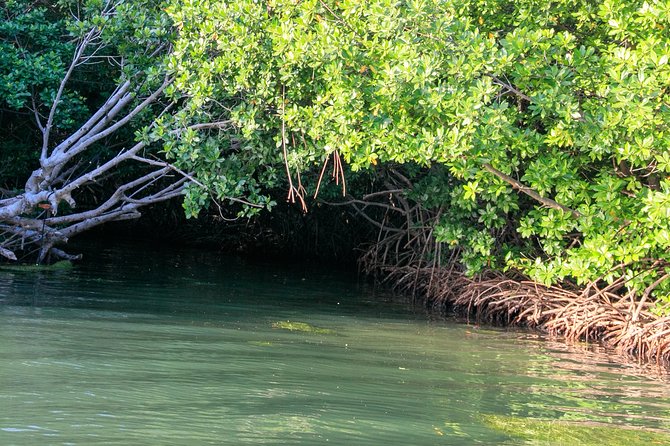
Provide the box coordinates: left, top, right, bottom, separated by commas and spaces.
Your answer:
2, 0, 669, 313
0, 0, 83, 186
165, 0, 670, 311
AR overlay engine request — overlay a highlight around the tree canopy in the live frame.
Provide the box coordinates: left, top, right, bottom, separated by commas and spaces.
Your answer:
1, 0, 669, 315
163, 0, 670, 312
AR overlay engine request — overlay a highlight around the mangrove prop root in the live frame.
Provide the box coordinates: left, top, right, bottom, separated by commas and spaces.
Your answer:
376, 264, 670, 366
350, 167, 670, 367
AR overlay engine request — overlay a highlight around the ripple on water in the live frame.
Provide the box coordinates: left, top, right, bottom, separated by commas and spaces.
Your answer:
1, 244, 670, 444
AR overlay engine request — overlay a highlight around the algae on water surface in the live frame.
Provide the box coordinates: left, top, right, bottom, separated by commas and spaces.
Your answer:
482, 415, 670, 445
271, 320, 335, 334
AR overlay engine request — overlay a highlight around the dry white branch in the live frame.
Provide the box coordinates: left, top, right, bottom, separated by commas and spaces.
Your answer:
0, 2, 247, 264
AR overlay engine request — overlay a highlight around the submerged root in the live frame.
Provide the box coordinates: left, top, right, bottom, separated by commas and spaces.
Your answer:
378, 265, 670, 366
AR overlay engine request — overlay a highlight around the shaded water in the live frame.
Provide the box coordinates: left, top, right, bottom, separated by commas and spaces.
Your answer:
1, 242, 669, 445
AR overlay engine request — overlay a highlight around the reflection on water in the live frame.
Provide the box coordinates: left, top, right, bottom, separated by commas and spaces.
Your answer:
1, 242, 669, 445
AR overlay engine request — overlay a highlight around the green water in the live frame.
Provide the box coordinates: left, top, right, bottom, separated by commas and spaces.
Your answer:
1, 243, 669, 445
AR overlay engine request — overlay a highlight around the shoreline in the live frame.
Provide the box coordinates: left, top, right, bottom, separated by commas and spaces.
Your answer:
381, 266, 670, 368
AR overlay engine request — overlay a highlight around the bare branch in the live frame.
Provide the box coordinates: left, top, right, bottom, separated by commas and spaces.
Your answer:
41, 27, 99, 161
0, 3, 206, 263
47, 80, 133, 162
223, 196, 265, 208
350, 202, 405, 233
31, 95, 46, 133
55, 77, 172, 163
131, 155, 207, 189
46, 167, 172, 225
322, 196, 406, 214
187, 120, 234, 132
50, 248, 82, 261
58, 140, 147, 199
362, 189, 403, 200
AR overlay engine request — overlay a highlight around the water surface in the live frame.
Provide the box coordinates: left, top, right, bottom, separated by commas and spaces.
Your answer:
1, 243, 669, 444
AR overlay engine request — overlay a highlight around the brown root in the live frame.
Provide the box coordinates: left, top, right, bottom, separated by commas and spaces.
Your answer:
346, 166, 670, 367
375, 264, 670, 366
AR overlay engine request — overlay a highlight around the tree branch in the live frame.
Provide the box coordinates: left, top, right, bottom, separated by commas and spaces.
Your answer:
55, 77, 172, 163
47, 80, 133, 162
489, 75, 532, 103
482, 163, 581, 218
41, 26, 99, 162
349, 202, 405, 233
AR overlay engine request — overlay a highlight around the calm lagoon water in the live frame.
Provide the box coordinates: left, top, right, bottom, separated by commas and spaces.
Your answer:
1, 242, 669, 445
